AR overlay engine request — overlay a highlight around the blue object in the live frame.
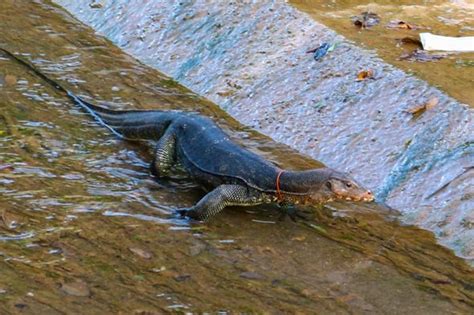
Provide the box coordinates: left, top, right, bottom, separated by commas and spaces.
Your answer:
313, 43, 330, 61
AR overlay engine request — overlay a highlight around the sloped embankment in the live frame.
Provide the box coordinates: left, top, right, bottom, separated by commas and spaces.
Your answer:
55, 0, 473, 262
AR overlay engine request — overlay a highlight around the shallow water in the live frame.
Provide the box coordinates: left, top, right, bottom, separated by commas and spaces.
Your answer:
0, 1, 473, 313
54, 0, 474, 262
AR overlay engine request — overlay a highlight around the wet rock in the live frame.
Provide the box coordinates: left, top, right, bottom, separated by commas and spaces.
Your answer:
240, 271, 266, 280
60, 279, 90, 297
129, 247, 153, 259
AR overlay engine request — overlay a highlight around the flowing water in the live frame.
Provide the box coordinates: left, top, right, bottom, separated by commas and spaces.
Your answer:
0, 1, 473, 313
54, 0, 474, 263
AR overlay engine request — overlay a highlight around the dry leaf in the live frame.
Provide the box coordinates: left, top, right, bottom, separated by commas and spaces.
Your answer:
356, 69, 374, 81
424, 97, 439, 110
352, 12, 380, 28
407, 97, 439, 115
387, 20, 415, 30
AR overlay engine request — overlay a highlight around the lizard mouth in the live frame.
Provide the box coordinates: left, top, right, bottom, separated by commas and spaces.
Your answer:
338, 195, 374, 202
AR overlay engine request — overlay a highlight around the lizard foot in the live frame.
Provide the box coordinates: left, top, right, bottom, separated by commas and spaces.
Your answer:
174, 208, 202, 221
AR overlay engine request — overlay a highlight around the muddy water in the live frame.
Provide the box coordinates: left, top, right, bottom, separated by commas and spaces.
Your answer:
291, 0, 474, 107
0, 1, 473, 313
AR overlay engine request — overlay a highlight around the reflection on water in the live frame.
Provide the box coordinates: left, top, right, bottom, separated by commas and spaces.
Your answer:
0, 0, 472, 313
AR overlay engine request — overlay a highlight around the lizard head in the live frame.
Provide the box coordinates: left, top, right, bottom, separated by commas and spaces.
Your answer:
306, 170, 374, 203
325, 175, 374, 202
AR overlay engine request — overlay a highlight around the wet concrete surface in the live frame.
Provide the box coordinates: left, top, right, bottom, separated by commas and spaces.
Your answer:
0, 0, 473, 313
292, 0, 474, 107
54, 0, 474, 263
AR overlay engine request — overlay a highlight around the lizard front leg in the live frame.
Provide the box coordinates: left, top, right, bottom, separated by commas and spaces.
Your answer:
150, 125, 177, 177
179, 185, 264, 221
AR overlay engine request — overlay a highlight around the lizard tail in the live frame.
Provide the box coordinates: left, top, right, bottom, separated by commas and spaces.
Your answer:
0, 46, 175, 141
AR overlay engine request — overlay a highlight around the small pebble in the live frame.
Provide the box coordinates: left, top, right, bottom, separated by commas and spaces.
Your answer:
240, 271, 265, 280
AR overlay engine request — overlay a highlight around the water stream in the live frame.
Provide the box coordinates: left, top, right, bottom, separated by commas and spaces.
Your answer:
0, 1, 472, 313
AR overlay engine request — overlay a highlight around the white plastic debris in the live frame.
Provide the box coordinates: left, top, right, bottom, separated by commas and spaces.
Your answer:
420, 32, 474, 52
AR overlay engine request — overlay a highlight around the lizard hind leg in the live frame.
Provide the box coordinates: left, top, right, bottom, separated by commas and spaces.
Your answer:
150, 125, 177, 178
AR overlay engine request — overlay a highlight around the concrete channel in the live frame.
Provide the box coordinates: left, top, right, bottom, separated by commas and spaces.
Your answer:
55, 0, 473, 263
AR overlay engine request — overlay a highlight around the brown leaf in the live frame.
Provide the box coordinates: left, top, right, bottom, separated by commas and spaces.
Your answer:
407, 97, 439, 115
356, 69, 374, 81
424, 97, 439, 110
387, 20, 415, 30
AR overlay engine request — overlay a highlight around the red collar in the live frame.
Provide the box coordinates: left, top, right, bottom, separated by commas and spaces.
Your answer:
276, 170, 284, 201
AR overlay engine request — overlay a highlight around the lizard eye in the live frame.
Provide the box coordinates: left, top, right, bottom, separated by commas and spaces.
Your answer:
345, 182, 352, 188
326, 181, 332, 190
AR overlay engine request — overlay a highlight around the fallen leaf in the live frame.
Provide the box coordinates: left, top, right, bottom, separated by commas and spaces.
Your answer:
129, 247, 153, 259
424, 97, 439, 110
356, 69, 374, 81
352, 12, 380, 28
387, 20, 415, 30
407, 97, 439, 115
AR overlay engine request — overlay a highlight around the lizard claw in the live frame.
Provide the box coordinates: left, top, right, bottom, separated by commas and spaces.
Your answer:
174, 207, 189, 218
174, 208, 202, 221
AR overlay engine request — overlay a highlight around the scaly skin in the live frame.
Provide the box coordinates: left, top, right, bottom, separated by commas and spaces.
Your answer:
73, 102, 374, 220
1, 47, 374, 221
